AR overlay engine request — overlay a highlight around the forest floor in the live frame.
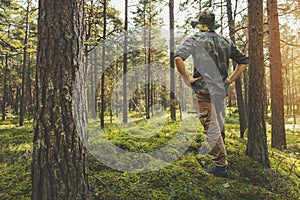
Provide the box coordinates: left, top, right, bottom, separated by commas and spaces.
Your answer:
0, 110, 299, 200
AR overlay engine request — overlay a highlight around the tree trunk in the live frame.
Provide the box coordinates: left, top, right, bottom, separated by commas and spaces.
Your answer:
91, 48, 97, 119
2, 53, 9, 121
32, 0, 89, 199
100, 0, 107, 128
115, 55, 119, 117
26, 53, 33, 118
243, 69, 249, 117
20, 0, 31, 126
291, 47, 297, 129
146, 12, 151, 119
227, 0, 248, 138
2, 23, 11, 121
267, 0, 286, 150
123, 0, 128, 123
15, 86, 20, 115
246, 0, 270, 167
169, 0, 176, 121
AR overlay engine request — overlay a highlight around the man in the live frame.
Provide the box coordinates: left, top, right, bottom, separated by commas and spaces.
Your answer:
174, 10, 248, 177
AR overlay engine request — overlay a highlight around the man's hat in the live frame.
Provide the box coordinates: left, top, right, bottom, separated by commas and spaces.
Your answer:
191, 10, 221, 31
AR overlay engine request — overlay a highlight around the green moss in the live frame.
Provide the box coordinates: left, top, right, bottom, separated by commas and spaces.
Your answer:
0, 119, 32, 199
1, 114, 299, 200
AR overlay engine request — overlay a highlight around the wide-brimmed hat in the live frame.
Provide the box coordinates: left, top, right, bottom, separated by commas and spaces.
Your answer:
191, 10, 221, 31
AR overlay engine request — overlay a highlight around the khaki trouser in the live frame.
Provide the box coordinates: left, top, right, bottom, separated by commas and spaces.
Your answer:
193, 92, 228, 167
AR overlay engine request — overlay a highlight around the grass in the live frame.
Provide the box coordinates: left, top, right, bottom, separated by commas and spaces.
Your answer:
0, 113, 299, 200
0, 118, 33, 199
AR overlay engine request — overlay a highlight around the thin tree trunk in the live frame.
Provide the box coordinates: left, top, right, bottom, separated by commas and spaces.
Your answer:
26, 53, 33, 119
2, 54, 9, 121
123, 0, 128, 123
15, 86, 20, 115
243, 68, 249, 116
267, 0, 286, 150
90, 49, 97, 119
227, 0, 248, 138
146, 4, 152, 120
291, 47, 297, 130
100, 0, 107, 128
115, 52, 119, 117
170, 0, 176, 121
20, 0, 31, 126
2, 24, 11, 121
143, 1, 147, 117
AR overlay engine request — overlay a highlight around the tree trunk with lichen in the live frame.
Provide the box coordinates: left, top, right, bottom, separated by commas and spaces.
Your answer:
32, 0, 90, 199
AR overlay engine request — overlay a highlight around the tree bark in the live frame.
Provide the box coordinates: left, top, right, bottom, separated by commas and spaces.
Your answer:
145, 1, 156, 119
169, 0, 176, 121
2, 53, 9, 121
267, 0, 286, 150
32, 0, 90, 199
123, 0, 128, 123
246, 0, 270, 167
91, 48, 97, 119
146, 4, 152, 119
227, 0, 248, 138
100, 0, 107, 128
20, 0, 31, 126
26, 53, 33, 118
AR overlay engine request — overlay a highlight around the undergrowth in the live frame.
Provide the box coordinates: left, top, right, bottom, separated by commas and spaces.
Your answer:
0, 113, 299, 200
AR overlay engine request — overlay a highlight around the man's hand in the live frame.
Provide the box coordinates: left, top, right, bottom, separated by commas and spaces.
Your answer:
186, 76, 202, 86
175, 56, 202, 87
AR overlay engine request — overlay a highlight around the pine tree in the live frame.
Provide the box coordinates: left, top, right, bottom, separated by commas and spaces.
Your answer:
246, 0, 270, 167
226, 0, 248, 138
32, 0, 90, 198
267, 0, 286, 150
169, 0, 176, 120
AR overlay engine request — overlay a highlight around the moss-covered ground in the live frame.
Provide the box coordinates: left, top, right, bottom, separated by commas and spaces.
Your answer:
0, 110, 299, 200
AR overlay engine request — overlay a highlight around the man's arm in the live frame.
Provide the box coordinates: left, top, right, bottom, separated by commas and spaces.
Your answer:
226, 64, 247, 84
174, 56, 201, 86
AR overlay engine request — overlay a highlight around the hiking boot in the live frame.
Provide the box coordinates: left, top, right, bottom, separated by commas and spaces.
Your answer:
205, 166, 228, 177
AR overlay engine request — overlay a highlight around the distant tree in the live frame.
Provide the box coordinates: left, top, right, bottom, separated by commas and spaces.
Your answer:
267, 0, 286, 150
85, 0, 96, 119
19, 0, 31, 126
169, 0, 176, 121
246, 0, 270, 167
32, 0, 89, 199
226, 0, 247, 138
1, 2, 16, 120
132, 0, 164, 119
123, 0, 128, 123
2, 53, 9, 121
100, 0, 107, 128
